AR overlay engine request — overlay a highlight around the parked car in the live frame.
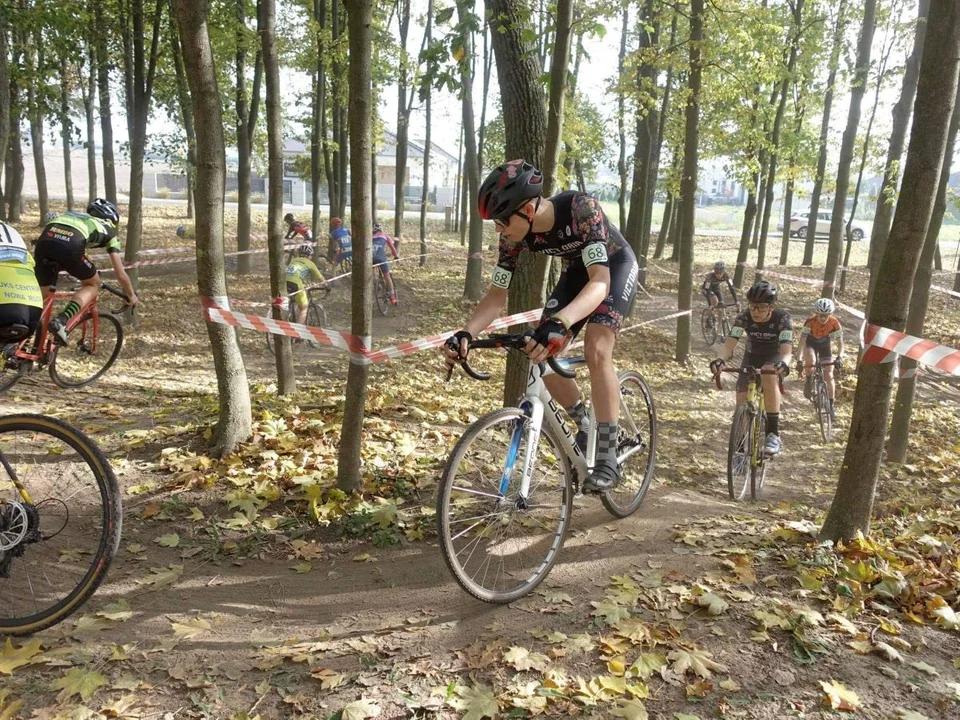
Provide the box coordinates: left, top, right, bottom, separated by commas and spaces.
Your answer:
788, 211, 865, 241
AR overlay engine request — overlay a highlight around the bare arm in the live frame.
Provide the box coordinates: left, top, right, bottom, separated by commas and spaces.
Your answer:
108, 252, 138, 307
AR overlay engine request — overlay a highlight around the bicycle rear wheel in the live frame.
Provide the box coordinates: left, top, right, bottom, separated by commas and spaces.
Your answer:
49, 312, 123, 388
0, 414, 121, 635
727, 405, 752, 501
305, 302, 328, 349
701, 308, 717, 345
601, 370, 657, 518
437, 407, 573, 604
816, 380, 832, 443
374, 273, 390, 316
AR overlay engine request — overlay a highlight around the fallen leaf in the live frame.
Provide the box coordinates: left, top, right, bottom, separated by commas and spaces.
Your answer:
668, 648, 728, 679
0, 638, 43, 675
502, 646, 549, 672
340, 698, 380, 720
895, 711, 932, 720
694, 592, 729, 616
449, 684, 499, 720
932, 606, 960, 631
310, 668, 346, 690
290, 561, 313, 574
155, 533, 180, 547
909, 660, 939, 677
627, 653, 666, 680
719, 678, 741, 691
591, 599, 632, 624
52, 667, 108, 702
171, 617, 212, 639
820, 679, 860, 711
873, 642, 903, 663
609, 698, 648, 719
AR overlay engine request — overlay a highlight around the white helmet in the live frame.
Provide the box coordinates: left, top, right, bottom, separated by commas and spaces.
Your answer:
815, 298, 835, 314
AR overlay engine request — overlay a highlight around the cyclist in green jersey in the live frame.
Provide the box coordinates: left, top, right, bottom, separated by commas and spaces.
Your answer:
285, 245, 326, 323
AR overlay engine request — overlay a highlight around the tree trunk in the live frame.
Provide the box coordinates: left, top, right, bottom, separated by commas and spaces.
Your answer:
617, 3, 629, 231
6, 33, 22, 222
778, 108, 806, 265
175, 0, 252, 457
654, 192, 673, 259
820, 0, 960, 543
419, 0, 434, 267
28, 31, 49, 222
258, 0, 295, 394
84, 38, 97, 204
487, 0, 550, 406
59, 54, 75, 211
94, 0, 117, 204
458, 164, 468, 246
0, 22, 11, 217
393, 0, 411, 237
311, 0, 326, 244
751, 152, 769, 249
823, 0, 876, 299
669, 194, 681, 261
236, 0, 263, 277
868, 0, 929, 300
542, 0, 573, 195
886, 76, 960, 463
338, 0, 374, 493
477, 23, 492, 171
169, 0, 196, 219
329, 0, 344, 219
676, 0, 704, 364
452, 125, 462, 233
803, 0, 847, 266
734, 188, 757, 287
458, 0, 484, 300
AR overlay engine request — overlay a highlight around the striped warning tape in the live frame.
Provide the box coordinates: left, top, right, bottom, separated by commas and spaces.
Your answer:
567, 309, 693, 351
861, 324, 960, 375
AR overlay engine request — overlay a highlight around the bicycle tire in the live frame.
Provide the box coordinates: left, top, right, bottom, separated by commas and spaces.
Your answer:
750, 408, 768, 501
0, 356, 27, 395
437, 407, 574, 604
374, 273, 389, 316
305, 302, 327, 349
721, 315, 732, 341
701, 308, 717, 346
817, 380, 832, 443
49, 312, 124, 389
727, 404, 752, 501
0, 414, 122, 635
601, 370, 657, 518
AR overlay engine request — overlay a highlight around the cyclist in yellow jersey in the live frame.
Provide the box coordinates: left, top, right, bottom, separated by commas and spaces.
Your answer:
285, 245, 326, 323
0, 222, 42, 344
797, 297, 844, 422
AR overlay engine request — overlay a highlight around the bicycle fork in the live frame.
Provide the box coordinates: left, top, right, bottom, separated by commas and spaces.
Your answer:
497, 398, 545, 508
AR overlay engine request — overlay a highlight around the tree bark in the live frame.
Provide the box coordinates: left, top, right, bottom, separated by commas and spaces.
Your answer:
458, 0, 484, 300
59, 54, 75, 211
258, 0, 295, 394
338, 0, 374, 493
542, 0, 573, 195
236, 0, 263, 276
803, 0, 847, 266
820, 0, 960, 543
84, 37, 97, 204
823, 0, 876, 299
393, 0, 411, 237
778, 107, 805, 265
311, 0, 326, 244
0, 20, 11, 217
169, 0, 196, 219
6, 21, 23, 222
867, 0, 929, 299
94, 0, 117, 204
654, 192, 673, 260
175, 0, 252, 457
886, 76, 960, 463
28, 29, 49, 222
617, 3, 629, 231
419, 0, 434, 266
676, 0, 704, 365
477, 23, 492, 171
487, 0, 550, 406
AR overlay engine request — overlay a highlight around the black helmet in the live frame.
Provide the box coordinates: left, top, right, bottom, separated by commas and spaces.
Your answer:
478, 159, 544, 221
176, 225, 186, 238
373, 223, 383, 233
284, 213, 295, 224
746, 280, 778, 304
87, 198, 120, 226
714, 261, 725, 273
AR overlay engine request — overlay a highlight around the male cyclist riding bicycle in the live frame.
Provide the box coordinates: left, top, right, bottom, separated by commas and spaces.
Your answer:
0, 222, 42, 343
372, 223, 400, 305
285, 245, 326, 324
284, 213, 314, 243
442, 159, 639, 493
797, 297, 844, 422
701, 261, 738, 327
34, 199, 138, 346
709, 280, 793, 456
328, 217, 352, 266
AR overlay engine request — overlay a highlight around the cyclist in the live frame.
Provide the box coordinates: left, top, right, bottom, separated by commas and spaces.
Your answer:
284, 213, 314, 243
797, 297, 844, 421
709, 280, 793, 455
285, 245, 326, 324
175, 224, 193, 239
34, 199, 138, 346
701, 261, 738, 328
372, 223, 400, 305
328, 217, 352, 266
0, 222, 42, 343
443, 159, 639, 494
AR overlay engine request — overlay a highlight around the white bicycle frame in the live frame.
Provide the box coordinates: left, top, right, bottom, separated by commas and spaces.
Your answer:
501, 357, 645, 502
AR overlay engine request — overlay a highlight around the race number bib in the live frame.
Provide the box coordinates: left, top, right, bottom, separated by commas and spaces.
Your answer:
492, 266, 513, 289
582, 243, 608, 267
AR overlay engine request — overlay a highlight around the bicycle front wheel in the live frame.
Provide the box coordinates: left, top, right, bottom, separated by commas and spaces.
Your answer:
701, 308, 717, 345
601, 370, 657, 518
817, 380, 832, 443
727, 404, 752, 501
720, 315, 732, 341
0, 414, 122, 635
305, 302, 328, 349
374, 274, 390, 316
49, 312, 123, 388
437, 407, 574, 604
751, 408, 768, 500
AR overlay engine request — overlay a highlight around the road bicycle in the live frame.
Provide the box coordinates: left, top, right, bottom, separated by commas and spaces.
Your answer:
0, 283, 129, 395
701, 302, 736, 346
799, 359, 841, 443
266, 286, 330, 355
374, 264, 398, 317
713, 366, 784, 501
436, 333, 657, 603
0, 413, 122, 635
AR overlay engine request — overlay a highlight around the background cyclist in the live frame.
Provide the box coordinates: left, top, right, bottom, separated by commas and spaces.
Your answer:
372, 223, 400, 305
284, 213, 314, 243
442, 159, 639, 493
285, 245, 326, 324
328, 217, 352, 266
701, 261, 738, 328
797, 297, 844, 422
709, 280, 793, 455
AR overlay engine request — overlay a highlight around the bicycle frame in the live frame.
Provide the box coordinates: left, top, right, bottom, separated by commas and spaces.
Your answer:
10, 291, 101, 364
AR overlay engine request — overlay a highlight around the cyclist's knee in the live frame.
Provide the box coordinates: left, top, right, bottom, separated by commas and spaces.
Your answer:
583, 328, 615, 369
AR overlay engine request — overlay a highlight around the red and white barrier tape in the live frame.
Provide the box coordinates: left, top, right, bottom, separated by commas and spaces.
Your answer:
861, 324, 960, 375
567, 309, 692, 351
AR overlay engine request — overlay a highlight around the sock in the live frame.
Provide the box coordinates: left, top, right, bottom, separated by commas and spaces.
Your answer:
57, 301, 81, 325
596, 421, 619, 464
766, 413, 779, 436
829, 399, 835, 410
565, 400, 588, 431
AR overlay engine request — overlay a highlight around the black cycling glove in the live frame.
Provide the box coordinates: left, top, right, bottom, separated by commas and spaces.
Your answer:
445, 330, 472, 358
709, 358, 726, 374
531, 318, 571, 357
773, 360, 790, 378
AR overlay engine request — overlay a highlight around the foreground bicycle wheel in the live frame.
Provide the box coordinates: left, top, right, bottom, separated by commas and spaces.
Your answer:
601, 370, 657, 518
727, 405, 752, 501
437, 407, 573, 604
700, 308, 717, 345
0, 414, 121, 635
49, 312, 123, 388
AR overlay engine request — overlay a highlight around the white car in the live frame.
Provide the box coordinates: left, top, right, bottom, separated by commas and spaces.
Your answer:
789, 211, 865, 241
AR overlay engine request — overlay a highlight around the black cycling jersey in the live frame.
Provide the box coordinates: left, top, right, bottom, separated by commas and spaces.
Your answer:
729, 308, 793, 357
